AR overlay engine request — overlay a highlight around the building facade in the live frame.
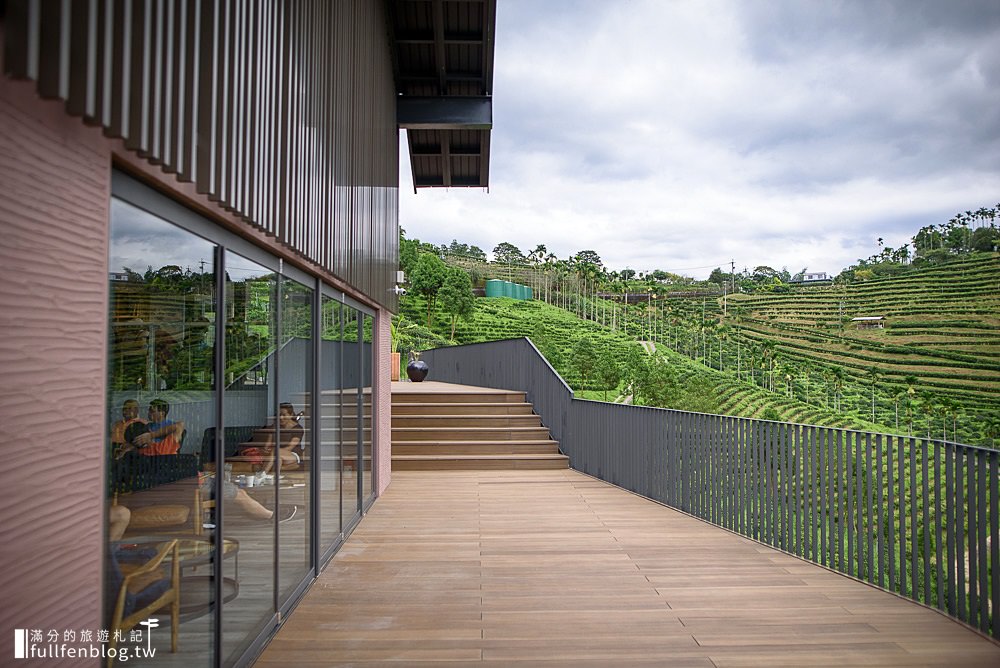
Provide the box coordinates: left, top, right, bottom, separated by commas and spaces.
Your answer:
0, 1, 494, 665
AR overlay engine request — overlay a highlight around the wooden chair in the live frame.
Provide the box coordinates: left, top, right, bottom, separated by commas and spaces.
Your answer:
107, 539, 180, 666
194, 489, 215, 536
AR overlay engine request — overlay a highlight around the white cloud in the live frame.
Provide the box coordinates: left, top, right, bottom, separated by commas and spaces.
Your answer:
399, 0, 1000, 279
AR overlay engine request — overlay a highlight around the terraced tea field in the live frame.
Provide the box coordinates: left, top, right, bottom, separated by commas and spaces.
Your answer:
723, 253, 1000, 444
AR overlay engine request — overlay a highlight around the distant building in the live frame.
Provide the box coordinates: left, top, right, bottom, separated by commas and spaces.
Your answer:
852, 316, 885, 330
803, 271, 829, 282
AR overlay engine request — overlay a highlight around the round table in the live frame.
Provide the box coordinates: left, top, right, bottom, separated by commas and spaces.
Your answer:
116, 534, 241, 620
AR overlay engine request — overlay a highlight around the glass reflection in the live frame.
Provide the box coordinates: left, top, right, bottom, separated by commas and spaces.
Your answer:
278, 277, 313, 604
362, 313, 374, 503
341, 306, 362, 523
221, 251, 277, 664
320, 296, 344, 551
106, 198, 216, 667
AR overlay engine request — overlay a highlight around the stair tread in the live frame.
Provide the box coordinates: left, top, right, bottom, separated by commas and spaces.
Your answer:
392, 413, 537, 417
392, 401, 532, 407
392, 425, 548, 432
392, 454, 568, 460
391, 438, 557, 444
389, 387, 563, 470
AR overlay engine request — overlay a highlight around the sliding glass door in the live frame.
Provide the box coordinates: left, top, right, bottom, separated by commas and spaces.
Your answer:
107, 173, 378, 666
221, 250, 278, 664
106, 197, 218, 666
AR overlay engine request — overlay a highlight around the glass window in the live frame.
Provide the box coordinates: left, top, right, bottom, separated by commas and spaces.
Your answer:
106, 198, 217, 666
362, 313, 374, 503
221, 250, 278, 664
277, 276, 313, 605
319, 295, 344, 553
341, 306, 363, 524
107, 178, 373, 665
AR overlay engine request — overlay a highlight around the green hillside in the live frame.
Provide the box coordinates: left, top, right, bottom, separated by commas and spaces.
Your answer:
399, 294, 637, 389
400, 292, 886, 435
718, 253, 1000, 444
401, 251, 1000, 447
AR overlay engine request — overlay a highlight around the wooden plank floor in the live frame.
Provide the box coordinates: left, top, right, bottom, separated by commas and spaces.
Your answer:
256, 469, 1000, 666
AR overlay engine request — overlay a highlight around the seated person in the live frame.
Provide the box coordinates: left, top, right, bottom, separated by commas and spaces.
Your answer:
131, 399, 185, 456
238, 402, 305, 474
198, 472, 297, 523
110, 478, 297, 534
111, 399, 146, 460
110, 504, 132, 541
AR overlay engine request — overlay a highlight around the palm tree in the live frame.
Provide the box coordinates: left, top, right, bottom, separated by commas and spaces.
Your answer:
919, 391, 941, 439
904, 375, 918, 434
866, 367, 881, 423
983, 416, 1000, 448
747, 344, 761, 387
761, 340, 776, 391
717, 324, 730, 371
776, 359, 794, 398
800, 362, 813, 404
893, 388, 906, 432
831, 366, 846, 412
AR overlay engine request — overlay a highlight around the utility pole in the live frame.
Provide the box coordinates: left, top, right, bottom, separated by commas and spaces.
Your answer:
724, 258, 735, 316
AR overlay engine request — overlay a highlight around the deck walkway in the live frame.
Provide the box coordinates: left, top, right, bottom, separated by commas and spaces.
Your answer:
257, 469, 1000, 666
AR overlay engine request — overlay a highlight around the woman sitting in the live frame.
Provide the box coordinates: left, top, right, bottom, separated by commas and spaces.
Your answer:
238, 403, 305, 474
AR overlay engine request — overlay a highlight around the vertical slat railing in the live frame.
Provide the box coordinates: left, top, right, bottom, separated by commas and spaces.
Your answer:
421, 338, 999, 641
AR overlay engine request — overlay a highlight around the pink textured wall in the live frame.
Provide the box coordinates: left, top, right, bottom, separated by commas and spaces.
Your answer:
0, 76, 111, 655
374, 308, 393, 495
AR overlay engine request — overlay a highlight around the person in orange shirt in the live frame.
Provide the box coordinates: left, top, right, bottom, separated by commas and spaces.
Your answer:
110, 399, 146, 459
131, 399, 185, 455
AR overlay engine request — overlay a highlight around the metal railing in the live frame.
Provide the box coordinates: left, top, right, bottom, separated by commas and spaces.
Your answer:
421, 338, 999, 640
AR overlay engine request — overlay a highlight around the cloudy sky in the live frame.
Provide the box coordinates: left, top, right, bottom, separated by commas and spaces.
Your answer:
399, 0, 1000, 280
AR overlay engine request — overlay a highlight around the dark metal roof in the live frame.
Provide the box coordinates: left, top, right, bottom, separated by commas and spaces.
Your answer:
387, 0, 496, 190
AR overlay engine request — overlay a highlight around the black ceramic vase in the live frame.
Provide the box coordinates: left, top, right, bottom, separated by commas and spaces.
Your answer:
406, 359, 429, 382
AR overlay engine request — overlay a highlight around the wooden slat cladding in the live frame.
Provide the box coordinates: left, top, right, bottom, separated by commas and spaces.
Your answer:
3, 0, 399, 311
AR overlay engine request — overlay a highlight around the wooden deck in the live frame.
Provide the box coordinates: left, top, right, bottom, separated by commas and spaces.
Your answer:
256, 469, 1000, 666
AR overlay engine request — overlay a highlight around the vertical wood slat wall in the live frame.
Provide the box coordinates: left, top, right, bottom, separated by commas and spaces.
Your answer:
3, 0, 399, 311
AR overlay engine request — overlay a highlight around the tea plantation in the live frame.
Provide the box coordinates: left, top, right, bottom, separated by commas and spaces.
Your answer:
401, 252, 1000, 447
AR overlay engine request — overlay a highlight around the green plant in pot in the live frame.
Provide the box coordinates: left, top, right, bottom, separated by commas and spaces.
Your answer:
390, 316, 404, 381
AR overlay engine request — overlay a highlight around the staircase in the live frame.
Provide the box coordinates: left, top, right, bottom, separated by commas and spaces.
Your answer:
391, 383, 569, 470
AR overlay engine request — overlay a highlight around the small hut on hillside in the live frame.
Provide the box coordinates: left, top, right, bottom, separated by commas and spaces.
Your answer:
852, 316, 885, 330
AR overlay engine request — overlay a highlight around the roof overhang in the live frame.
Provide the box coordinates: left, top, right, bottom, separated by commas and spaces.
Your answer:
397, 96, 492, 130
387, 0, 496, 191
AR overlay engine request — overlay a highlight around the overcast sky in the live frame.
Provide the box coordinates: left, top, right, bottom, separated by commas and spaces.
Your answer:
399, 0, 1000, 280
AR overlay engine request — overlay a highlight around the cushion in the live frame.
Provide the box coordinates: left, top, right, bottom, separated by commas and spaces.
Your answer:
128, 505, 190, 529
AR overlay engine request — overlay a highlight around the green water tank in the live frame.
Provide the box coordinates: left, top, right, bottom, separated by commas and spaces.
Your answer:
485, 279, 504, 298
525, 286, 533, 300
517, 284, 528, 300
502, 281, 514, 298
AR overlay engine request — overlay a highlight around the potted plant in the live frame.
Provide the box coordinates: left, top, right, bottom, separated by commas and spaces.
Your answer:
390, 316, 403, 381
